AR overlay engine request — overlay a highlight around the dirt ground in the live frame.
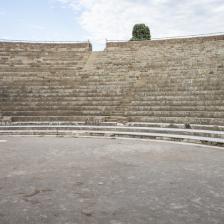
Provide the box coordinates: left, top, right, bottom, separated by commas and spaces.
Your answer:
0, 136, 224, 224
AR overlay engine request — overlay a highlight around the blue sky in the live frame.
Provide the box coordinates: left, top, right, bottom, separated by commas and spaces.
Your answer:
1, 0, 224, 50
0, 0, 87, 41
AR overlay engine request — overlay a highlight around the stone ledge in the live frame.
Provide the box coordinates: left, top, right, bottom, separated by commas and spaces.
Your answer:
106, 34, 224, 50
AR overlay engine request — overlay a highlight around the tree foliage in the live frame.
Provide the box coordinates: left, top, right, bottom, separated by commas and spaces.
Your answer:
131, 24, 151, 41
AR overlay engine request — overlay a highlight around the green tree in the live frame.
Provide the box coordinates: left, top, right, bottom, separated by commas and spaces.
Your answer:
131, 24, 151, 41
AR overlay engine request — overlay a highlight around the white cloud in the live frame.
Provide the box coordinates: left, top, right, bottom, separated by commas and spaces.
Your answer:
56, 0, 224, 46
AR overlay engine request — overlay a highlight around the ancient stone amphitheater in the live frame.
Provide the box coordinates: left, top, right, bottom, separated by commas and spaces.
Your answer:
0, 35, 224, 145
1, 35, 224, 224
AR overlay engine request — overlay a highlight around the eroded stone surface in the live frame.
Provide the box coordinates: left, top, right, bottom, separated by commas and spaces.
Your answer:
0, 137, 224, 224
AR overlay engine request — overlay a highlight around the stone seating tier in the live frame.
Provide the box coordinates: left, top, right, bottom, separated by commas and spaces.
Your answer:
0, 36, 224, 127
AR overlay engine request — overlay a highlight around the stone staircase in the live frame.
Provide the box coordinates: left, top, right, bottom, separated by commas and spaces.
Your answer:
0, 35, 224, 145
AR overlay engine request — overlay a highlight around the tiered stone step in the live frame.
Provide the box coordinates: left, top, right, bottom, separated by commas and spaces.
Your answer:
8, 116, 127, 122
2, 110, 223, 118
125, 116, 224, 126
0, 122, 223, 146
0, 114, 222, 124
